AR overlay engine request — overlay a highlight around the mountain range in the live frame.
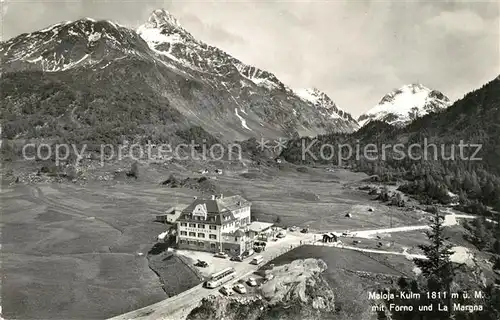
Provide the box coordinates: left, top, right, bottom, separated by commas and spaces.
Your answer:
1, 9, 360, 144
1, 8, 490, 150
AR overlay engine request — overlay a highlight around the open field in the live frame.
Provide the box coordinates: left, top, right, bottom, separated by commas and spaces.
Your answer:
1, 181, 200, 319
0, 163, 477, 319
269, 245, 414, 278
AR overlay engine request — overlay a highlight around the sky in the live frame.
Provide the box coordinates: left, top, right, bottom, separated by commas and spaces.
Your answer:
1, 0, 499, 117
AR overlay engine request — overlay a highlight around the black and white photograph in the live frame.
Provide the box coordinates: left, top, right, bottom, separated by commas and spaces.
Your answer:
1, 1, 499, 320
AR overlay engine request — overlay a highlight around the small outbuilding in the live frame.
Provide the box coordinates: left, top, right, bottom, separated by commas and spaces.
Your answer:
156, 206, 184, 224
322, 233, 338, 243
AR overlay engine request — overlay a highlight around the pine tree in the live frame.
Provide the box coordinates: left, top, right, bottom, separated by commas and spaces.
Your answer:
414, 209, 455, 319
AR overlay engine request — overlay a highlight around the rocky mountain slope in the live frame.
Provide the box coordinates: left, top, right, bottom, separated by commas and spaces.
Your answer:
357, 84, 451, 127
294, 88, 359, 131
1, 9, 359, 144
186, 259, 339, 320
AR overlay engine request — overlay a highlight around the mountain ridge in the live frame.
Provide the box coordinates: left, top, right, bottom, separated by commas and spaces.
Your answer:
1, 9, 359, 144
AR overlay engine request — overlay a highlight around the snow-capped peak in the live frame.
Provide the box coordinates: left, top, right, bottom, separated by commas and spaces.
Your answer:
294, 87, 357, 123
0, 18, 143, 73
358, 84, 451, 127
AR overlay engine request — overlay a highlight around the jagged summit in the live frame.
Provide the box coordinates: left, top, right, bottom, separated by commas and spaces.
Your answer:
137, 9, 195, 49
358, 84, 451, 127
148, 9, 182, 28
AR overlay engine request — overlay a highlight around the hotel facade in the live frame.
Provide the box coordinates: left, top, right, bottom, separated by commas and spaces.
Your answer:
176, 194, 254, 255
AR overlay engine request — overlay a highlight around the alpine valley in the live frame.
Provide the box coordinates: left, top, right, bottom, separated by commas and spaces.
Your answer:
1, 7, 500, 320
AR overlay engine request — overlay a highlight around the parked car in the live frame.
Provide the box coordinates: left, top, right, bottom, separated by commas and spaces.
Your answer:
243, 249, 254, 257
214, 252, 228, 259
233, 283, 247, 294
277, 231, 286, 238
230, 255, 244, 262
219, 285, 233, 296
247, 277, 258, 287
289, 226, 297, 232
195, 260, 208, 267
300, 228, 309, 233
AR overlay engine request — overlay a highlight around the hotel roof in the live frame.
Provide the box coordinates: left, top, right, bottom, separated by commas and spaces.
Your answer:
178, 195, 251, 224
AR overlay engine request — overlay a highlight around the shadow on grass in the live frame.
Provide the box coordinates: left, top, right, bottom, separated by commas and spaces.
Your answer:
148, 242, 170, 255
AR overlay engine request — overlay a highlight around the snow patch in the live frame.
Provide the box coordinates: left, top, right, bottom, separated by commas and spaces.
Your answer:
137, 24, 184, 45
88, 32, 102, 42
235, 108, 251, 130
60, 54, 90, 71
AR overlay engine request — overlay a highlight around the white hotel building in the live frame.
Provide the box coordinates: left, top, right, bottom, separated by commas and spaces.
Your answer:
176, 194, 254, 255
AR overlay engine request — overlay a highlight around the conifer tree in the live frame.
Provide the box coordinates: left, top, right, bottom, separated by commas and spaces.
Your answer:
414, 209, 455, 319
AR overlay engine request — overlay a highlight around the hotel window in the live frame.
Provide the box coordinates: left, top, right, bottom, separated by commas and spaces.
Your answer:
209, 225, 217, 230
180, 231, 187, 236
198, 224, 205, 229
189, 223, 196, 227
198, 233, 205, 238
209, 234, 217, 240
180, 240, 186, 244
198, 242, 204, 247
180, 223, 187, 227
189, 232, 196, 237
210, 243, 216, 248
